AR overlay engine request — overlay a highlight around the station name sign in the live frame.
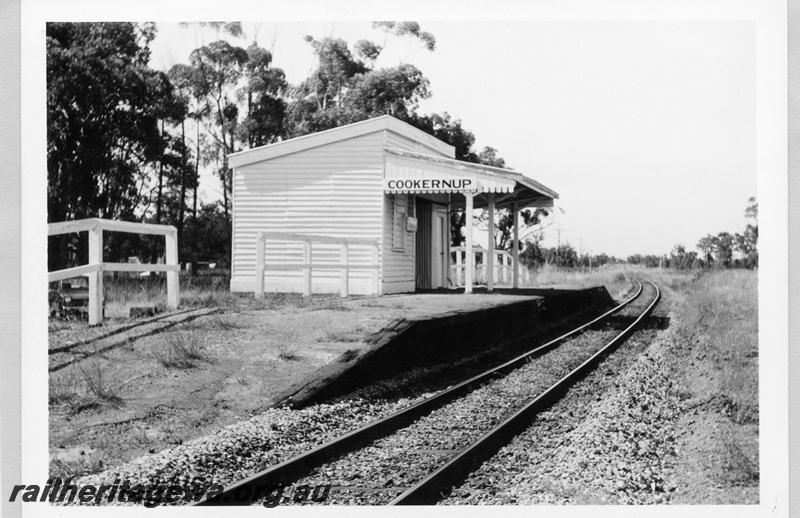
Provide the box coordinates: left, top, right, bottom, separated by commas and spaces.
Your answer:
384, 177, 474, 192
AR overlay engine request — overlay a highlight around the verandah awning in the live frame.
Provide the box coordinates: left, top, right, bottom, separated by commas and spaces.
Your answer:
385, 148, 516, 194
383, 147, 558, 208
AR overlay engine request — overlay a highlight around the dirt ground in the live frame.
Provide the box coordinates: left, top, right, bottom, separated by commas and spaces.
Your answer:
48, 291, 538, 479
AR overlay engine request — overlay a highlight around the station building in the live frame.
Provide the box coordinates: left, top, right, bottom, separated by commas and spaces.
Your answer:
228, 115, 558, 296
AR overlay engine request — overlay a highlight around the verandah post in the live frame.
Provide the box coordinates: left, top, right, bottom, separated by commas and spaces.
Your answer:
487, 194, 495, 291
512, 202, 520, 289
464, 192, 474, 294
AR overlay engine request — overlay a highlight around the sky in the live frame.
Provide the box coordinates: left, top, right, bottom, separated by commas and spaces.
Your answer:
149, 20, 756, 258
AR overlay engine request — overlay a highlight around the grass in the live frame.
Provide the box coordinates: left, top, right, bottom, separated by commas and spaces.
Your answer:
101, 272, 239, 317
526, 263, 633, 299
50, 361, 124, 413
719, 426, 759, 484
153, 331, 207, 368
49, 372, 78, 405
675, 269, 758, 424
205, 313, 239, 331
320, 327, 367, 343
79, 361, 122, 403
652, 268, 759, 496
316, 299, 353, 311
277, 343, 302, 361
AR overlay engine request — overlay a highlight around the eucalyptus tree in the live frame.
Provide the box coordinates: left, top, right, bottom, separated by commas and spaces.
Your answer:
714, 232, 735, 268
735, 197, 758, 268
167, 63, 204, 241
696, 235, 716, 267
47, 22, 178, 222
238, 43, 287, 147
46, 22, 181, 267
187, 40, 248, 219
286, 23, 438, 136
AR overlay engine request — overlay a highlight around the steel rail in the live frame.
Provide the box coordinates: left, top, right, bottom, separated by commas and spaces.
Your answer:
195, 282, 644, 506
390, 280, 661, 505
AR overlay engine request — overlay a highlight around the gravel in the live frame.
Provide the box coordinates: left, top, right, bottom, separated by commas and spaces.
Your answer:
442, 285, 681, 505
268, 286, 656, 505
74, 284, 666, 507
75, 395, 431, 504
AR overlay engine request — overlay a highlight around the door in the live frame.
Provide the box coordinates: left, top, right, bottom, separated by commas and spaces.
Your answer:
431, 211, 446, 288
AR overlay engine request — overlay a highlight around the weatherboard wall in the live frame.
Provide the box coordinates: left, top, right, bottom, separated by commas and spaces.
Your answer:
230, 126, 455, 295
230, 131, 385, 295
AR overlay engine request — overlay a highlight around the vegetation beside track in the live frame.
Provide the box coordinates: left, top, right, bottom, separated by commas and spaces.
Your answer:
658, 268, 759, 503
443, 269, 758, 505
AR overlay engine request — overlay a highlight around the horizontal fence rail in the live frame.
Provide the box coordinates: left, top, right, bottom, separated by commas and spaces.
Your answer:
48, 218, 179, 325
255, 232, 380, 298
450, 247, 530, 288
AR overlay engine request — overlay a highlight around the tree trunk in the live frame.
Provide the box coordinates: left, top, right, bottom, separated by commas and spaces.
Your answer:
193, 118, 199, 222
156, 119, 165, 224
221, 169, 229, 220
178, 119, 187, 244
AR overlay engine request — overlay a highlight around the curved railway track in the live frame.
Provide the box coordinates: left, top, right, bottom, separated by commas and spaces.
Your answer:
196, 281, 660, 506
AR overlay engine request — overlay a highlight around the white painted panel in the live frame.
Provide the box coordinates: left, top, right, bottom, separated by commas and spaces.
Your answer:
231, 131, 385, 295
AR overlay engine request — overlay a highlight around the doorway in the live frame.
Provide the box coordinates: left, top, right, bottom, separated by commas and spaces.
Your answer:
431, 208, 447, 288
415, 198, 449, 290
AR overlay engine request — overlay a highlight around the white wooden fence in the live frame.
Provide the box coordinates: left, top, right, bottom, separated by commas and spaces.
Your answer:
254, 232, 380, 298
450, 247, 530, 288
48, 218, 179, 325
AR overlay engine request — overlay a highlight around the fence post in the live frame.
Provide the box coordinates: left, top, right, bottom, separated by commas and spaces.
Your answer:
340, 242, 349, 298
303, 240, 312, 297
88, 223, 103, 326
165, 229, 179, 309
254, 233, 265, 298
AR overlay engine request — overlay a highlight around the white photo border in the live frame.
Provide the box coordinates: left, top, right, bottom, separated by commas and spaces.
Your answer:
19, 1, 788, 516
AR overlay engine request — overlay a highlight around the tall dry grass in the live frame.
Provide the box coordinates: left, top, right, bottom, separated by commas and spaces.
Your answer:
101, 271, 239, 317
525, 263, 635, 299
677, 269, 758, 424
153, 331, 207, 368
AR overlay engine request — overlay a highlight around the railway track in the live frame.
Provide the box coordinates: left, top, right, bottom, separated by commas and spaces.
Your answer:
196, 281, 660, 506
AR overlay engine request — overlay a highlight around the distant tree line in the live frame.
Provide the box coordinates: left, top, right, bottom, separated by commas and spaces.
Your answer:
519, 241, 621, 269
627, 197, 758, 270
46, 21, 520, 270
